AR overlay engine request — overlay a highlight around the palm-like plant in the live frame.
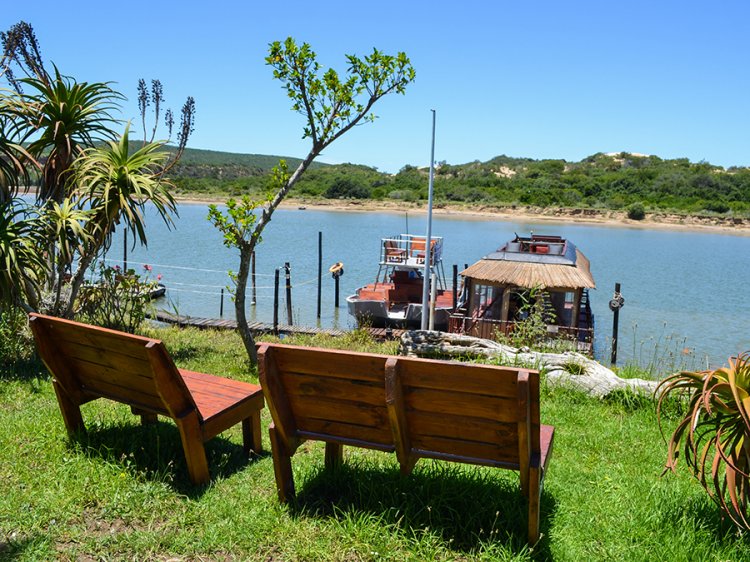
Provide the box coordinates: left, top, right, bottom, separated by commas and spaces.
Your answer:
656, 352, 750, 529
0, 201, 46, 309
0, 113, 37, 204
4, 66, 122, 203
40, 198, 91, 313
65, 126, 177, 317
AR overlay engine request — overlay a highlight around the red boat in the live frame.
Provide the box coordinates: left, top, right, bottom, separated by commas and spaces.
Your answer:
346, 234, 454, 329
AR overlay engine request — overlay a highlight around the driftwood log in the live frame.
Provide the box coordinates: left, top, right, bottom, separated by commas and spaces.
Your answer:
399, 331, 658, 398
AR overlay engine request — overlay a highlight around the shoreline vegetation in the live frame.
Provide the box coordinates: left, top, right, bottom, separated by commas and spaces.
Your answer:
174, 193, 750, 236
163, 149, 750, 237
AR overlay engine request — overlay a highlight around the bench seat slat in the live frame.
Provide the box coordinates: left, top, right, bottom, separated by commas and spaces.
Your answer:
65, 356, 156, 392
289, 394, 388, 429
275, 348, 386, 383
410, 434, 519, 465
79, 378, 168, 412
400, 360, 519, 397
408, 410, 518, 449
405, 388, 521, 422
55, 340, 153, 379
281, 372, 384, 406
42, 321, 157, 361
296, 417, 393, 446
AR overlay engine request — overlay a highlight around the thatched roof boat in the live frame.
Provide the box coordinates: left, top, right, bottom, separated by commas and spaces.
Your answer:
450, 234, 595, 354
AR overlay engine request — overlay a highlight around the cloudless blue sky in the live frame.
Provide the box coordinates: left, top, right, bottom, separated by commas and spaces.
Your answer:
5, 1, 750, 172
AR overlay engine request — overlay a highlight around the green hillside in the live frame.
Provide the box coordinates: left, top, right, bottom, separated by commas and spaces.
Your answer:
170, 149, 750, 216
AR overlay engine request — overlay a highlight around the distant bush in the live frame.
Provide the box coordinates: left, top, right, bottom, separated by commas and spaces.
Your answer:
324, 178, 370, 199
388, 189, 417, 202
627, 202, 646, 220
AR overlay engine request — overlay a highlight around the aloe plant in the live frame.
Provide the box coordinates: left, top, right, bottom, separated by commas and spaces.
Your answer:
656, 352, 750, 529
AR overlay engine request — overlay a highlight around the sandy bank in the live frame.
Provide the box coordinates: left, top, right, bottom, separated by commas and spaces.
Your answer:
174, 194, 750, 236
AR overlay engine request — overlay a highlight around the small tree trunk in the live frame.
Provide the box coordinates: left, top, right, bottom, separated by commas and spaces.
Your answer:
235, 243, 258, 364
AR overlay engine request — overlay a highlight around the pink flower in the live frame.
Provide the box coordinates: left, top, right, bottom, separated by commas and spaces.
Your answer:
143, 264, 153, 272
114, 265, 121, 271
157, 274, 163, 281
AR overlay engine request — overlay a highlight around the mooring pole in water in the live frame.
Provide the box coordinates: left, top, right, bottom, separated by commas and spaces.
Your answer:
285, 262, 293, 325
452, 264, 458, 310
329, 262, 344, 309
610, 282, 625, 365
220, 288, 224, 317
317, 232, 322, 319
273, 268, 280, 335
123, 230, 128, 271
251, 251, 257, 305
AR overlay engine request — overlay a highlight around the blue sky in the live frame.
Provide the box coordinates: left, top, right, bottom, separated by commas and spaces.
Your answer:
4, 1, 750, 172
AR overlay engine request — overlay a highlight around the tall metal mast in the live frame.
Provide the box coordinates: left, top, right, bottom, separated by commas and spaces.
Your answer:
420, 110, 436, 330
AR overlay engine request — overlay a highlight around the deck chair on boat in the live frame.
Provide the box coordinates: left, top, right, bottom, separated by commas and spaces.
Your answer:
384, 239, 407, 263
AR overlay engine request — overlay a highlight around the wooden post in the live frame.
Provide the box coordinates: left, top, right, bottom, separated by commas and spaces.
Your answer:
273, 269, 280, 335
123, 229, 128, 271
611, 282, 621, 365
317, 232, 322, 319
334, 274, 340, 308
501, 289, 511, 323
220, 288, 224, 317
429, 273, 437, 331
284, 262, 293, 326
251, 251, 257, 305
452, 264, 458, 310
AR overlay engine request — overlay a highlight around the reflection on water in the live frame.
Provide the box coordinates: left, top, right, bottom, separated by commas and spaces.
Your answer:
97, 202, 750, 369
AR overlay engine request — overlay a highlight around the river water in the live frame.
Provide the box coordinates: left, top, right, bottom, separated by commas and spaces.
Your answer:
104, 202, 749, 371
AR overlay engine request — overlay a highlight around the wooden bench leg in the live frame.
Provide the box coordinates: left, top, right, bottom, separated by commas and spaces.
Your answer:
52, 380, 85, 436
130, 407, 158, 425
324, 442, 343, 469
527, 466, 541, 544
269, 424, 295, 502
242, 411, 263, 454
175, 412, 210, 485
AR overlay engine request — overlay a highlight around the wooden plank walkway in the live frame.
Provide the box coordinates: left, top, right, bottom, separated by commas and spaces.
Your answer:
148, 310, 405, 340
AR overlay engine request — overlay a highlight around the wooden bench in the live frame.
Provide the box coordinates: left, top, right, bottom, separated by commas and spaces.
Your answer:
257, 342, 554, 544
29, 313, 265, 485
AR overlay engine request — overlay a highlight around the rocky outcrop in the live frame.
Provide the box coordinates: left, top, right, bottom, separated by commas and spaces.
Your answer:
399, 331, 659, 398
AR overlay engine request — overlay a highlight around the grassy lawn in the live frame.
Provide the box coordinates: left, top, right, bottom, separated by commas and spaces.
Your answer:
1, 327, 748, 561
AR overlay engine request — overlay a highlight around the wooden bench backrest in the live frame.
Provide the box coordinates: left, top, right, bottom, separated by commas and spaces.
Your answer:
29, 313, 196, 419
258, 343, 540, 470
259, 344, 393, 451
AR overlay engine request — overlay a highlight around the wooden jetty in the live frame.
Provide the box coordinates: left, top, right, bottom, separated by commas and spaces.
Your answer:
148, 310, 405, 340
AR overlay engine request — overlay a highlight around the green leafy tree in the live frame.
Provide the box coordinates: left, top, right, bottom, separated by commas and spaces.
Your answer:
209, 37, 415, 363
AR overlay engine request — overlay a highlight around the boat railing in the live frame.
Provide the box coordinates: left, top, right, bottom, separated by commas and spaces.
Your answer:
380, 235, 443, 267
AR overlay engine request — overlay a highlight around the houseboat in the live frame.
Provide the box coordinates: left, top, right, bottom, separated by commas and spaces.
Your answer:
449, 234, 595, 353
347, 234, 454, 329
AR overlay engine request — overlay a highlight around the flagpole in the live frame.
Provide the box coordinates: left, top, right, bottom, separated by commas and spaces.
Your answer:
420, 110, 436, 330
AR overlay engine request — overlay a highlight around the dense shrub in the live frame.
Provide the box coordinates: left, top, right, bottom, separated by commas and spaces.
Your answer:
324, 178, 371, 199
627, 202, 646, 220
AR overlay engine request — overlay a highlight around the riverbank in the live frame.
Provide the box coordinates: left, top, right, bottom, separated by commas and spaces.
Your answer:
174, 193, 750, 236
